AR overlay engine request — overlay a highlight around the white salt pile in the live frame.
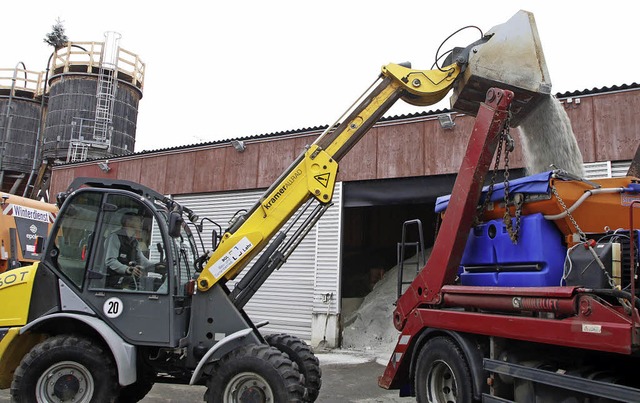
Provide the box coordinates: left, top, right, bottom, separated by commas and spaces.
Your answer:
518, 94, 585, 177
342, 251, 428, 364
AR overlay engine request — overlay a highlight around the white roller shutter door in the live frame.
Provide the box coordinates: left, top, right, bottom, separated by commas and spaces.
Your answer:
173, 183, 342, 341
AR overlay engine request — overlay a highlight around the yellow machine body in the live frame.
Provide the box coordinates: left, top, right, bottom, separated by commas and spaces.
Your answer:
0, 264, 40, 388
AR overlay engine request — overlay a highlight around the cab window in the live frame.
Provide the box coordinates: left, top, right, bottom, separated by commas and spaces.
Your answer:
168, 223, 197, 296
89, 194, 168, 293
51, 192, 102, 287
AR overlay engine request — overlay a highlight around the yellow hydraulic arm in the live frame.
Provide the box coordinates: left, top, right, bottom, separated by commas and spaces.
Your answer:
196, 62, 461, 296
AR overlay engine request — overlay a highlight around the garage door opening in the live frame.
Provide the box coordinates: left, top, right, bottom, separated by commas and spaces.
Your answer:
341, 203, 437, 299
338, 174, 458, 352
338, 171, 525, 354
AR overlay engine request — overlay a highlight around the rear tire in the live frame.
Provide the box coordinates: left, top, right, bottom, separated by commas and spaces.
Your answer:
10, 334, 118, 403
205, 344, 305, 402
415, 336, 473, 403
265, 333, 322, 401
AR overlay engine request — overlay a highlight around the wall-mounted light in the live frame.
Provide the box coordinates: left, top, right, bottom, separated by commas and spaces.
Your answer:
564, 97, 581, 109
98, 160, 111, 172
438, 113, 456, 130
230, 139, 246, 152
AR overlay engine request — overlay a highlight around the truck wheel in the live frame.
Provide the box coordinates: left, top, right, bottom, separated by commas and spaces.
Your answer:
205, 344, 305, 403
265, 333, 322, 402
10, 334, 118, 403
415, 336, 473, 403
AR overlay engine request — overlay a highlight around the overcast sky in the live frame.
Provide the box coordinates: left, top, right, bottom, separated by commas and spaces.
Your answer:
4, 1, 639, 152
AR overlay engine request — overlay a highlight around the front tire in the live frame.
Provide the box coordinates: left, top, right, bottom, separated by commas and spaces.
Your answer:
415, 336, 473, 403
205, 344, 305, 402
10, 334, 118, 403
265, 333, 322, 401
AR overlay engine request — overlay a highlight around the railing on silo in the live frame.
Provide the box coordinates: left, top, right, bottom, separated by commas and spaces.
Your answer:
50, 41, 145, 90
0, 67, 44, 98
44, 38, 145, 163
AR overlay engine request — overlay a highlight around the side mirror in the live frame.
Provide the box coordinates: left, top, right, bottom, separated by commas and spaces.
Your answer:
211, 229, 218, 251
168, 211, 184, 238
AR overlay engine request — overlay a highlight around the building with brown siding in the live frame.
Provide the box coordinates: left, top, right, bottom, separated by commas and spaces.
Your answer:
48, 84, 640, 347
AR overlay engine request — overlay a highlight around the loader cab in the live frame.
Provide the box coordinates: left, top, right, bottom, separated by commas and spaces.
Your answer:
44, 184, 200, 347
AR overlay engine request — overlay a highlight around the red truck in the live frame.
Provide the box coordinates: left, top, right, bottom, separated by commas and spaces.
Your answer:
379, 33, 640, 403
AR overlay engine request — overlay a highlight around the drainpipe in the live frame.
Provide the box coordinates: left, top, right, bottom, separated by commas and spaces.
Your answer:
23, 54, 54, 197
24, 45, 87, 198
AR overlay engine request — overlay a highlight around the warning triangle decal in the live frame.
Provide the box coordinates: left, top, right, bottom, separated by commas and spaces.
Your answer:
314, 173, 330, 188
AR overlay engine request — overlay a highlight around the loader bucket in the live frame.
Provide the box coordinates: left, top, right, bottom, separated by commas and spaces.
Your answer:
450, 10, 551, 126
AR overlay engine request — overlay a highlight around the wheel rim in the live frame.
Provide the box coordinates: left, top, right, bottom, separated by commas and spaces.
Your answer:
426, 359, 458, 403
223, 371, 274, 403
35, 360, 95, 403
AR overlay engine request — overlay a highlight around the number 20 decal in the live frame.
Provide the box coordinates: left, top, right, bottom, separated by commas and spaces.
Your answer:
103, 297, 124, 318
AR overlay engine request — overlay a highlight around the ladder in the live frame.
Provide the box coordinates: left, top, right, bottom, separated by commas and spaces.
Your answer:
66, 32, 120, 163
396, 219, 426, 298
92, 32, 120, 143
67, 141, 89, 162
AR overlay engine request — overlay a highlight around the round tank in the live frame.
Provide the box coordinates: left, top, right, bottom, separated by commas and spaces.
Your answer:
0, 67, 43, 179
0, 95, 41, 172
42, 39, 144, 161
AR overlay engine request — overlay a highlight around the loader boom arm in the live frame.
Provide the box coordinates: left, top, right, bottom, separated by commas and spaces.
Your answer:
196, 62, 461, 292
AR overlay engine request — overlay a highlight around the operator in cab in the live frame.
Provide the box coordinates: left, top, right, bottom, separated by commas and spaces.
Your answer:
104, 212, 152, 288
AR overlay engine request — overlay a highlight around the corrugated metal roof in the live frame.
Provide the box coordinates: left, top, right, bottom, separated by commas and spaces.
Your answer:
54, 82, 640, 166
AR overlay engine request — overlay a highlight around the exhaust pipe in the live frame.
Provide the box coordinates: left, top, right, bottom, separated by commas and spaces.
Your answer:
450, 10, 551, 126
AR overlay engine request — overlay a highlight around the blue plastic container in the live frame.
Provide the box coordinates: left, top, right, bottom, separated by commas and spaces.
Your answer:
459, 213, 566, 287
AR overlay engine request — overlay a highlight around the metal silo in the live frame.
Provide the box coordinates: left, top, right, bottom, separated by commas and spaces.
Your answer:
0, 64, 45, 194
42, 32, 145, 162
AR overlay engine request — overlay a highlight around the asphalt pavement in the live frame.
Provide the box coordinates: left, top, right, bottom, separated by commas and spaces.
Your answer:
0, 350, 414, 402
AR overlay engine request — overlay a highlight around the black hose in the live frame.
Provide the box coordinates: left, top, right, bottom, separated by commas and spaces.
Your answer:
587, 288, 640, 311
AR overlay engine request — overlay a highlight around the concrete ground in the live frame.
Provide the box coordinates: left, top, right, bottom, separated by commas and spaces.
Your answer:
0, 350, 414, 402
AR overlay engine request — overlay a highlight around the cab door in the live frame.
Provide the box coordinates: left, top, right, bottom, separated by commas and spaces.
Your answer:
50, 190, 173, 345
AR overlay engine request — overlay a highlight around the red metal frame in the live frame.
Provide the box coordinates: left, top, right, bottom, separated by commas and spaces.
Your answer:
393, 88, 514, 330
379, 293, 635, 389
379, 88, 640, 390
630, 200, 640, 345
381, 87, 515, 388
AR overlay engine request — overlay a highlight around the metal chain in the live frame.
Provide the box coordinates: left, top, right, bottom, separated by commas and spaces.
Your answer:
476, 135, 504, 223
553, 184, 627, 304
476, 111, 512, 223
551, 184, 586, 242
474, 109, 522, 244
506, 193, 524, 244
497, 113, 521, 244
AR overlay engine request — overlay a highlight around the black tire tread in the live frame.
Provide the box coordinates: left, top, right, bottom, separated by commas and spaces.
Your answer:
265, 333, 322, 402
10, 334, 118, 403
415, 336, 473, 403
204, 343, 305, 402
